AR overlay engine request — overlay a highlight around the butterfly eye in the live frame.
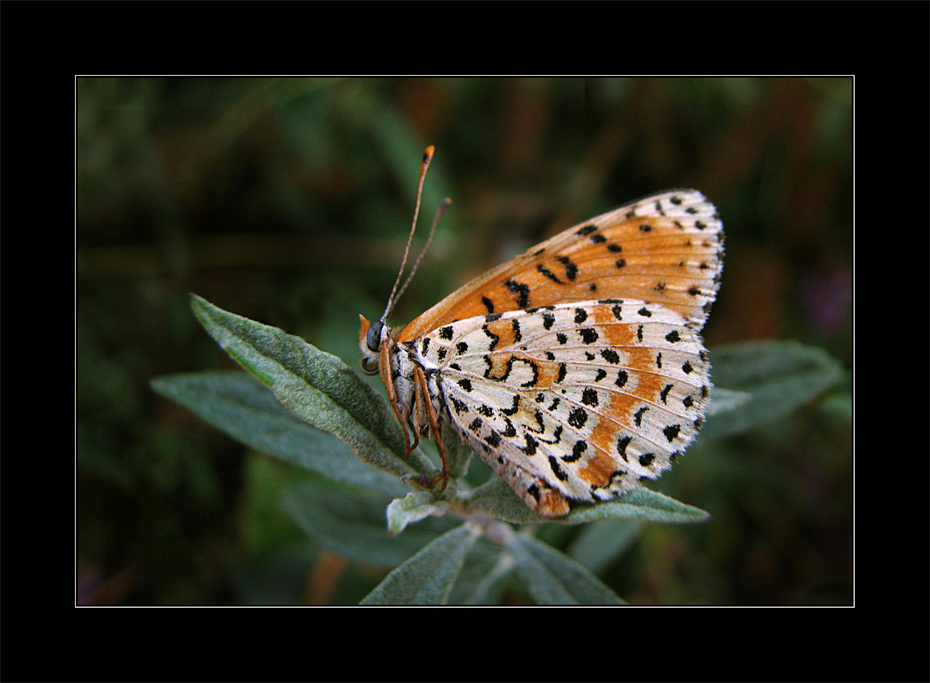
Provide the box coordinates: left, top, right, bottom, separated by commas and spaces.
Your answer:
366, 320, 384, 353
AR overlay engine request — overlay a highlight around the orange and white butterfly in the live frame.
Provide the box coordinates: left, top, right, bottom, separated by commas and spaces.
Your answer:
360, 147, 723, 517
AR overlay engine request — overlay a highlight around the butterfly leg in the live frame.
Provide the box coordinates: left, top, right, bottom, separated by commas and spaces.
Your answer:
405, 415, 420, 457
413, 365, 449, 492
379, 341, 417, 458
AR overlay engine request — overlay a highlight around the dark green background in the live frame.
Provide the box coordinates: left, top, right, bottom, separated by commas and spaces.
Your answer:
77, 77, 852, 605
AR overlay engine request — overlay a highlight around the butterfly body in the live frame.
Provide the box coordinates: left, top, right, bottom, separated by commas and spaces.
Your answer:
360, 185, 723, 517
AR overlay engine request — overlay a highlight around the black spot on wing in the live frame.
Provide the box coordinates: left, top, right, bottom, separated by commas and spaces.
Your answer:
537, 263, 565, 285
555, 256, 578, 281
505, 279, 530, 308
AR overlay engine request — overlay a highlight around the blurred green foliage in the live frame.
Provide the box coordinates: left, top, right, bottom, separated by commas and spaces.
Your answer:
77, 77, 851, 605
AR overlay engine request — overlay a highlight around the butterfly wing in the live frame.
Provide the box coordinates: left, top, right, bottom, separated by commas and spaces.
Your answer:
416, 299, 711, 515
400, 189, 723, 342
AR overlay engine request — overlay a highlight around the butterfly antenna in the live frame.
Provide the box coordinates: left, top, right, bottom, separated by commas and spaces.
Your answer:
382, 145, 435, 321
392, 197, 452, 308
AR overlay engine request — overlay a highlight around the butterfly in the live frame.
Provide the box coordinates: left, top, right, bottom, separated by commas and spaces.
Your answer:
360, 146, 723, 517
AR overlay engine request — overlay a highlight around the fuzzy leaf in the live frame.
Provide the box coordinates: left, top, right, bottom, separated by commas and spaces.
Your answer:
151, 371, 407, 496
507, 533, 625, 605
703, 341, 844, 439
360, 524, 479, 605
465, 477, 709, 525
283, 482, 452, 567
447, 544, 514, 605
567, 519, 645, 574
386, 492, 450, 536
706, 387, 752, 417
189, 294, 433, 479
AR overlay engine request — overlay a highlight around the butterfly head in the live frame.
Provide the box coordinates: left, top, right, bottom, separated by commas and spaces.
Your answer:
358, 314, 387, 375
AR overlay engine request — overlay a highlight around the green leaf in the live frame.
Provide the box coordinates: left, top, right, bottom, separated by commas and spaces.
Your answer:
151, 371, 407, 496
819, 390, 852, 422
564, 489, 710, 523
360, 524, 479, 605
465, 477, 709, 525
386, 492, 450, 536
283, 481, 452, 567
567, 519, 645, 574
507, 533, 625, 605
706, 387, 753, 417
447, 544, 514, 605
703, 341, 844, 439
189, 294, 434, 480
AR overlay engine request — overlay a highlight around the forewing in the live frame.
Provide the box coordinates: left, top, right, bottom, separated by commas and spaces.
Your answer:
400, 189, 723, 341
